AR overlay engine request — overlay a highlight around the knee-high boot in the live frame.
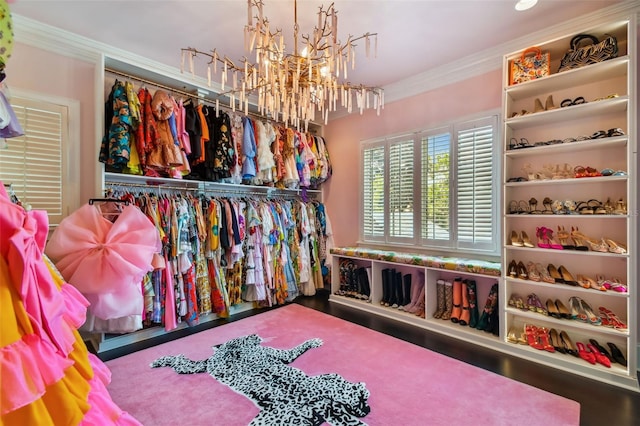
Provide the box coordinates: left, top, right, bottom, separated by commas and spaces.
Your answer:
386, 268, 397, 307
459, 279, 471, 326
432, 279, 445, 319
477, 282, 498, 331
440, 281, 454, 320
380, 268, 390, 306
450, 277, 463, 323
412, 282, 426, 318
404, 279, 423, 312
467, 280, 479, 328
391, 271, 402, 308
402, 274, 412, 306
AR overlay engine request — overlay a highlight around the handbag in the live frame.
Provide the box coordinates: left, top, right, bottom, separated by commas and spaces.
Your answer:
557, 33, 618, 72
509, 47, 550, 86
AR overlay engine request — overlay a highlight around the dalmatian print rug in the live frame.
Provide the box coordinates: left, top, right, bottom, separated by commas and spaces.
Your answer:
151, 334, 371, 425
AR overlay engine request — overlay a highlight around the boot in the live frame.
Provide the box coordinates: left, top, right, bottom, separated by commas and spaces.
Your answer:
467, 280, 479, 328
440, 281, 454, 320
459, 279, 470, 326
358, 267, 371, 301
432, 279, 445, 319
404, 280, 424, 313
412, 283, 426, 317
380, 268, 390, 306
391, 271, 402, 308
477, 283, 498, 331
450, 277, 463, 323
485, 283, 500, 335
402, 274, 412, 306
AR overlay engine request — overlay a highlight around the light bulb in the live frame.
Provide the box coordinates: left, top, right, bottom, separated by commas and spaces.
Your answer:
515, 0, 538, 11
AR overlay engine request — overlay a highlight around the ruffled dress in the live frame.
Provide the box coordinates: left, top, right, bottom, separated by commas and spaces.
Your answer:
0, 183, 140, 425
46, 202, 162, 333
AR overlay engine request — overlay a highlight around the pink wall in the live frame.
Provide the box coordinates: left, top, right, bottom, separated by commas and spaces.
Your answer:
323, 68, 502, 247
7, 42, 98, 205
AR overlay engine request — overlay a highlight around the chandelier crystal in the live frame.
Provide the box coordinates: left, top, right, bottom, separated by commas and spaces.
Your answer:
181, 0, 384, 130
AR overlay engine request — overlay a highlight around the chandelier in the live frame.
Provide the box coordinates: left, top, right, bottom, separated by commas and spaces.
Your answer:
181, 0, 384, 129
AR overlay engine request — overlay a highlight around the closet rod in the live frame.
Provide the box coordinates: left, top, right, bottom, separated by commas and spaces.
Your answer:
104, 180, 199, 192
103, 67, 317, 130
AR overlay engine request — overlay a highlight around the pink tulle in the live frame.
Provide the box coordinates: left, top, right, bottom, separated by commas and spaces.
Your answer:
46, 204, 161, 321
0, 333, 73, 415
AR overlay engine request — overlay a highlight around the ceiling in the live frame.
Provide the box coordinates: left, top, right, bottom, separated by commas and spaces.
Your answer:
10, 0, 625, 92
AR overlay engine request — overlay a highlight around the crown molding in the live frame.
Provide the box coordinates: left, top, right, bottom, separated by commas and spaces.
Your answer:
381, 1, 640, 106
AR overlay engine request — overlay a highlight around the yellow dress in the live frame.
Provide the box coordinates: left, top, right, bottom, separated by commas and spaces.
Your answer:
0, 183, 140, 425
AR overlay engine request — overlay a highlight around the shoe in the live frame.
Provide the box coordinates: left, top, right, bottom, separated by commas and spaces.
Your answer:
511, 230, 524, 246
555, 299, 571, 319
458, 280, 471, 326
543, 227, 564, 250
549, 328, 566, 353
547, 264, 563, 283
604, 238, 627, 254
524, 324, 543, 349
571, 227, 608, 252
545, 94, 558, 111
558, 265, 578, 286
440, 281, 453, 320
607, 342, 627, 366
537, 263, 556, 284
507, 326, 526, 345
568, 296, 586, 321
556, 226, 575, 249
546, 299, 560, 318
560, 330, 578, 357
527, 293, 546, 315
587, 343, 611, 367
431, 280, 445, 318
577, 274, 606, 291
576, 342, 597, 364
536, 227, 551, 248
536, 327, 555, 353
588, 339, 612, 362
450, 278, 463, 323
526, 262, 541, 282
517, 261, 528, 280
508, 260, 518, 278
521, 231, 535, 248
579, 298, 601, 325
599, 307, 627, 330
534, 97, 545, 113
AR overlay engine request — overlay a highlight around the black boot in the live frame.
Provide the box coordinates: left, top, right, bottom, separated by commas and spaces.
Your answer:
477, 283, 498, 331
402, 274, 412, 306
380, 268, 391, 306
388, 269, 399, 308
467, 280, 479, 328
358, 267, 371, 301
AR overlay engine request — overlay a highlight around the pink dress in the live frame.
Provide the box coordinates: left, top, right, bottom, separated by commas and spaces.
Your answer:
46, 202, 161, 333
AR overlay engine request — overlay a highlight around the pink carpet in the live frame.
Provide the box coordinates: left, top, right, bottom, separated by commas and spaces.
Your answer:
105, 304, 580, 425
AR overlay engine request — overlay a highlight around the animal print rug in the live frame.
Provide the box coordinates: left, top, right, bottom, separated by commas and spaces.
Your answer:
151, 334, 371, 426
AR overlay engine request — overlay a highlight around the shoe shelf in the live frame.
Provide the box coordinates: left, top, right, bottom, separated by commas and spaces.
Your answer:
505, 136, 627, 158
504, 56, 630, 99
502, 15, 636, 390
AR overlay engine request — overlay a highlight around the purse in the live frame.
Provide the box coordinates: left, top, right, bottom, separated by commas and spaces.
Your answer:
557, 33, 618, 72
509, 47, 550, 86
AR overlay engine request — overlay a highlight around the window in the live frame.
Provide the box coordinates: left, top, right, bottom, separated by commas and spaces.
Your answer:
361, 114, 499, 254
0, 93, 77, 228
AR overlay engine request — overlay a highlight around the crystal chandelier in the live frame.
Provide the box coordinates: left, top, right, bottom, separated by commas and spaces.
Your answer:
181, 0, 384, 129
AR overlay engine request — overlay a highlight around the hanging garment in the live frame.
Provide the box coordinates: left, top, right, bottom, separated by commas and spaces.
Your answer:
99, 80, 132, 170
0, 183, 141, 425
46, 202, 162, 333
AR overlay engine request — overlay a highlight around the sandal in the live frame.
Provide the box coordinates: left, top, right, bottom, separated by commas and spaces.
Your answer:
607, 127, 625, 137
542, 197, 554, 214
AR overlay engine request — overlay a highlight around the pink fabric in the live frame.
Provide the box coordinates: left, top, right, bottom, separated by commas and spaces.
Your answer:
80, 354, 142, 426
46, 204, 161, 321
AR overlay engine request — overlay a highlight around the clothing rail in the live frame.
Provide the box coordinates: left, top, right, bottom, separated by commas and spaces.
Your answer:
103, 67, 319, 133
104, 180, 199, 192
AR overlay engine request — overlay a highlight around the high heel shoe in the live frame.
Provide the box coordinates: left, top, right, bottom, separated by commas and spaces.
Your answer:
556, 226, 575, 249
536, 227, 550, 248
588, 339, 612, 363
547, 264, 563, 283
517, 261, 528, 280
549, 328, 565, 353
576, 342, 597, 364
525, 324, 544, 350
558, 265, 578, 286
599, 307, 627, 330
579, 298, 601, 325
507, 326, 527, 345
587, 343, 611, 367
545, 94, 558, 111
546, 299, 560, 318
560, 330, 578, 357
604, 238, 627, 254
534, 97, 545, 113
537, 263, 556, 284
577, 274, 606, 291
568, 296, 585, 321
555, 299, 571, 319
510, 230, 523, 246
526, 262, 541, 282
543, 227, 564, 250
607, 342, 628, 366
527, 293, 546, 315
521, 231, 535, 248
508, 260, 518, 278
536, 327, 555, 353
571, 227, 608, 252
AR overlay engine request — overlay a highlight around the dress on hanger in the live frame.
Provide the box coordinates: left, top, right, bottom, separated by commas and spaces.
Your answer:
0, 182, 140, 425
45, 202, 162, 333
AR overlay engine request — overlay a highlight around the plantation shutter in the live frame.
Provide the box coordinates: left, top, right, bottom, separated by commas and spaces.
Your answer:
421, 132, 450, 241
0, 96, 67, 226
362, 144, 385, 240
388, 139, 414, 239
456, 118, 495, 249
